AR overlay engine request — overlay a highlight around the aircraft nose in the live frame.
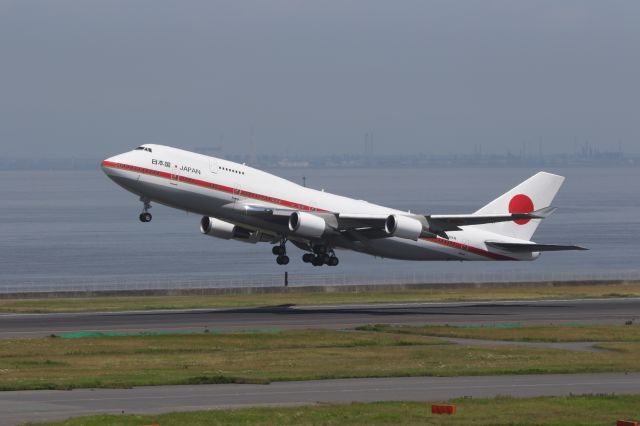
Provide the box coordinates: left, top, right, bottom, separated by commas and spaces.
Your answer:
100, 156, 115, 175
101, 154, 124, 176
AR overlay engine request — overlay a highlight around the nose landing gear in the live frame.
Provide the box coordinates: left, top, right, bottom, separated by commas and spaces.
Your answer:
139, 212, 152, 222
139, 198, 152, 222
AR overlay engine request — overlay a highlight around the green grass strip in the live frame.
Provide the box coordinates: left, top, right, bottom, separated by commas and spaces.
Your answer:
359, 323, 640, 342
2, 328, 640, 391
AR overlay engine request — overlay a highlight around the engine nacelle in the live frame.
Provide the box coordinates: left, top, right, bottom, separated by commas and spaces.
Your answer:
384, 214, 423, 240
200, 216, 262, 244
288, 211, 326, 238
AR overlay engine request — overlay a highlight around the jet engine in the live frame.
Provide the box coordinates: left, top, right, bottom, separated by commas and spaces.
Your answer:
384, 214, 423, 240
288, 211, 326, 238
200, 216, 263, 244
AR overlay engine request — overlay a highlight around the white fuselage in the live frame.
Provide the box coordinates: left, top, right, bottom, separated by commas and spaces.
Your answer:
102, 144, 536, 262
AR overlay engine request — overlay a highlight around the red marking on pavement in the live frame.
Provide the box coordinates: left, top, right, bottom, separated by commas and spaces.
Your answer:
509, 194, 534, 225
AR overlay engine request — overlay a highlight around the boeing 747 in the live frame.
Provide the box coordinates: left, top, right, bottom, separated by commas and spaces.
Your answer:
102, 144, 585, 266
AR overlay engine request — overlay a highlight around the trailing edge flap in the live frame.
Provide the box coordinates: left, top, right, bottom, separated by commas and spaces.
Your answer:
336, 213, 388, 230
486, 241, 588, 252
239, 203, 344, 230
427, 207, 556, 232
235, 205, 389, 232
230, 203, 292, 225
241, 204, 291, 216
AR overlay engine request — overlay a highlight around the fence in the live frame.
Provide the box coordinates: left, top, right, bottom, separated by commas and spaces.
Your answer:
1, 269, 639, 294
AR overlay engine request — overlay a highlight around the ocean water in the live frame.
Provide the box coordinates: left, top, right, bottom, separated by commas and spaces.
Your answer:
1, 167, 638, 289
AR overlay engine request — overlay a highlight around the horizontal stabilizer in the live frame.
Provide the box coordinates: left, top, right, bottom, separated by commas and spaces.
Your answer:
486, 241, 588, 252
427, 207, 555, 232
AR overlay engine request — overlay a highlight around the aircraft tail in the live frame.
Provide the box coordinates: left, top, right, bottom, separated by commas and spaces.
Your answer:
472, 171, 565, 241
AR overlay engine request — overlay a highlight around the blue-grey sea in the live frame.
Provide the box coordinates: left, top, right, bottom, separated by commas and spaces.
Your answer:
1, 167, 638, 290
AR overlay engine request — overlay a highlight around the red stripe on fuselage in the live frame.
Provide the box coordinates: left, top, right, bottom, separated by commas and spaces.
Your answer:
101, 160, 329, 213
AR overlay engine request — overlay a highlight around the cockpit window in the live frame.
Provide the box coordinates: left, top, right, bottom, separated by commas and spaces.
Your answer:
135, 146, 152, 152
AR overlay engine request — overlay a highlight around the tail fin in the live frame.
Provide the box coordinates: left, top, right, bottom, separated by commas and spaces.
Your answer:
473, 171, 565, 241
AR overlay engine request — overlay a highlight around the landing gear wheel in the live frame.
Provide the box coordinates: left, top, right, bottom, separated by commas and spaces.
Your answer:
139, 212, 152, 222
139, 197, 152, 222
302, 253, 315, 263
272, 239, 288, 262
311, 257, 324, 266
328, 256, 339, 266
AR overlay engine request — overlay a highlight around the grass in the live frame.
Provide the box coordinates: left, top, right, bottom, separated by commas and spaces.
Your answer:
28, 395, 640, 426
1, 282, 640, 314
358, 323, 640, 342
2, 328, 640, 391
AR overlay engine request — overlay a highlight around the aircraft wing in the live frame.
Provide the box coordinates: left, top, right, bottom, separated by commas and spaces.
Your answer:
236, 206, 393, 239
486, 241, 588, 252
235, 204, 559, 241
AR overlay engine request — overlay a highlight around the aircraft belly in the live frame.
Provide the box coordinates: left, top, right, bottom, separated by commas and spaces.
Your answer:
109, 173, 230, 216
361, 238, 463, 261
105, 174, 143, 197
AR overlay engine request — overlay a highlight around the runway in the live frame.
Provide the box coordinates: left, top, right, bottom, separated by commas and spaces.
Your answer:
1, 297, 638, 338
1, 298, 639, 424
2, 373, 640, 425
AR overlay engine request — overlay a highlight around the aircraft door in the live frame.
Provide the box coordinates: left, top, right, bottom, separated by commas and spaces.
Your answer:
170, 164, 180, 185
209, 159, 218, 173
233, 182, 243, 205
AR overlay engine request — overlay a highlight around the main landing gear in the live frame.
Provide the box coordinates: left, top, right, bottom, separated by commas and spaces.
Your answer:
272, 240, 290, 265
271, 241, 338, 266
139, 198, 152, 223
302, 246, 339, 267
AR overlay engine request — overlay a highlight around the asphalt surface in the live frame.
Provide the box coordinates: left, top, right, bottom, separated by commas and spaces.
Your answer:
1, 297, 639, 338
2, 373, 640, 425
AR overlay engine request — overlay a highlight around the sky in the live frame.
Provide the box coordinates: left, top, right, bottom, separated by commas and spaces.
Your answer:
0, 0, 639, 159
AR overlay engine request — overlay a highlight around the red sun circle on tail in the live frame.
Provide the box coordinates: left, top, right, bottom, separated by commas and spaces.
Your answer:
509, 194, 534, 225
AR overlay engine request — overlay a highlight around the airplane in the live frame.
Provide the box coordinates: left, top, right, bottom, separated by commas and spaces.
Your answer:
101, 144, 586, 266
